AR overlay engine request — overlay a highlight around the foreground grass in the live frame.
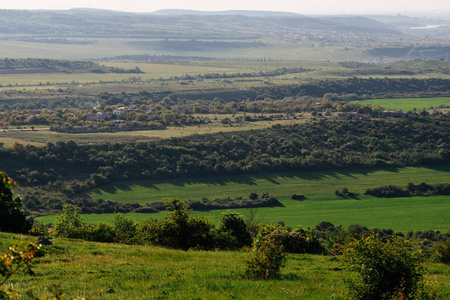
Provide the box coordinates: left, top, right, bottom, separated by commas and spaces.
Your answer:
1, 232, 448, 299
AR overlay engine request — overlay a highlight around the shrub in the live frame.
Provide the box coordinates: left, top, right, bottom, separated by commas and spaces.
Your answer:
29, 221, 49, 236
436, 239, 450, 264
253, 223, 324, 254
344, 235, 424, 300
52, 204, 83, 238
113, 213, 136, 243
249, 193, 258, 200
291, 194, 306, 200
245, 239, 286, 279
217, 211, 252, 249
139, 198, 215, 250
82, 224, 116, 243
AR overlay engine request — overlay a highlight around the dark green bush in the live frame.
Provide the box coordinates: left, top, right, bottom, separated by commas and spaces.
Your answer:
138, 198, 215, 250
217, 211, 252, 249
436, 239, 450, 264
82, 224, 116, 243
344, 235, 424, 300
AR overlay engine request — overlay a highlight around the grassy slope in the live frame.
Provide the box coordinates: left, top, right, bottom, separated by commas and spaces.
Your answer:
349, 97, 450, 111
1, 232, 448, 299
37, 165, 450, 232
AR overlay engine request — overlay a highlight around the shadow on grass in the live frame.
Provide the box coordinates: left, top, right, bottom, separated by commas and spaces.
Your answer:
89, 164, 448, 197
280, 273, 304, 281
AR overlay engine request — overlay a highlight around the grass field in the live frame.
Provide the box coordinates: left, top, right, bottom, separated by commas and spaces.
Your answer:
349, 97, 450, 111
1, 232, 448, 299
0, 38, 374, 62
36, 165, 450, 232
0, 117, 308, 148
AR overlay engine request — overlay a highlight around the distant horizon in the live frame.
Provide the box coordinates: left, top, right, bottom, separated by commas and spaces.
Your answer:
0, 7, 449, 18
1, 0, 449, 17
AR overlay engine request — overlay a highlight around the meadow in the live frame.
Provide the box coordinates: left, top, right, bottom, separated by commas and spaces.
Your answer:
36, 165, 450, 233
0, 117, 307, 148
1, 232, 449, 299
349, 97, 450, 111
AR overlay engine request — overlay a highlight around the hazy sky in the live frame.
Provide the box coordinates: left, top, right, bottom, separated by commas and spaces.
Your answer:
0, 0, 448, 14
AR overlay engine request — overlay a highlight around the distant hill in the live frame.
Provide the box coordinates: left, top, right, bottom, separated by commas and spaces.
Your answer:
151, 9, 300, 17
0, 8, 400, 38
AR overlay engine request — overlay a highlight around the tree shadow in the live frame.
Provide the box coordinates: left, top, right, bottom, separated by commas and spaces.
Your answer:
89, 165, 416, 197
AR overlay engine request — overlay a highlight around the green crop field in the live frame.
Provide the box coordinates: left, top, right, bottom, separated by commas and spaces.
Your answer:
36, 165, 450, 232
350, 97, 450, 111
1, 232, 448, 299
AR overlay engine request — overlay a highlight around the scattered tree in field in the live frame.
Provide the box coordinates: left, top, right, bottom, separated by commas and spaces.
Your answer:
0, 172, 31, 233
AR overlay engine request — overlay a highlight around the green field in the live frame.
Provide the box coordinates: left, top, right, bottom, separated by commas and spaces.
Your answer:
1, 232, 448, 299
37, 165, 450, 232
350, 97, 450, 111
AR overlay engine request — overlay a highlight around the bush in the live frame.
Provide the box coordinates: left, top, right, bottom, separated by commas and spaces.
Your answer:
139, 198, 215, 250
113, 213, 136, 243
52, 204, 83, 238
249, 193, 258, 200
344, 235, 424, 300
436, 239, 450, 264
245, 239, 286, 279
291, 194, 306, 200
253, 223, 324, 254
217, 211, 252, 249
82, 224, 116, 243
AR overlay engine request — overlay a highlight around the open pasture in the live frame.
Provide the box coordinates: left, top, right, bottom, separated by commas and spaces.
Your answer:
3, 232, 448, 299
38, 165, 450, 232
350, 97, 450, 111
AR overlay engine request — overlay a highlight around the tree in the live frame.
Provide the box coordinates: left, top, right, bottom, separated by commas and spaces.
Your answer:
52, 204, 83, 238
0, 172, 31, 233
218, 211, 252, 249
344, 235, 424, 299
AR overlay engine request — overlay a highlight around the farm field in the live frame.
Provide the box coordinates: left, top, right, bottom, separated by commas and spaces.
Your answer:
349, 97, 450, 111
0, 38, 374, 62
37, 165, 450, 232
0, 117, 308, 148
1, 232, 449, 299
